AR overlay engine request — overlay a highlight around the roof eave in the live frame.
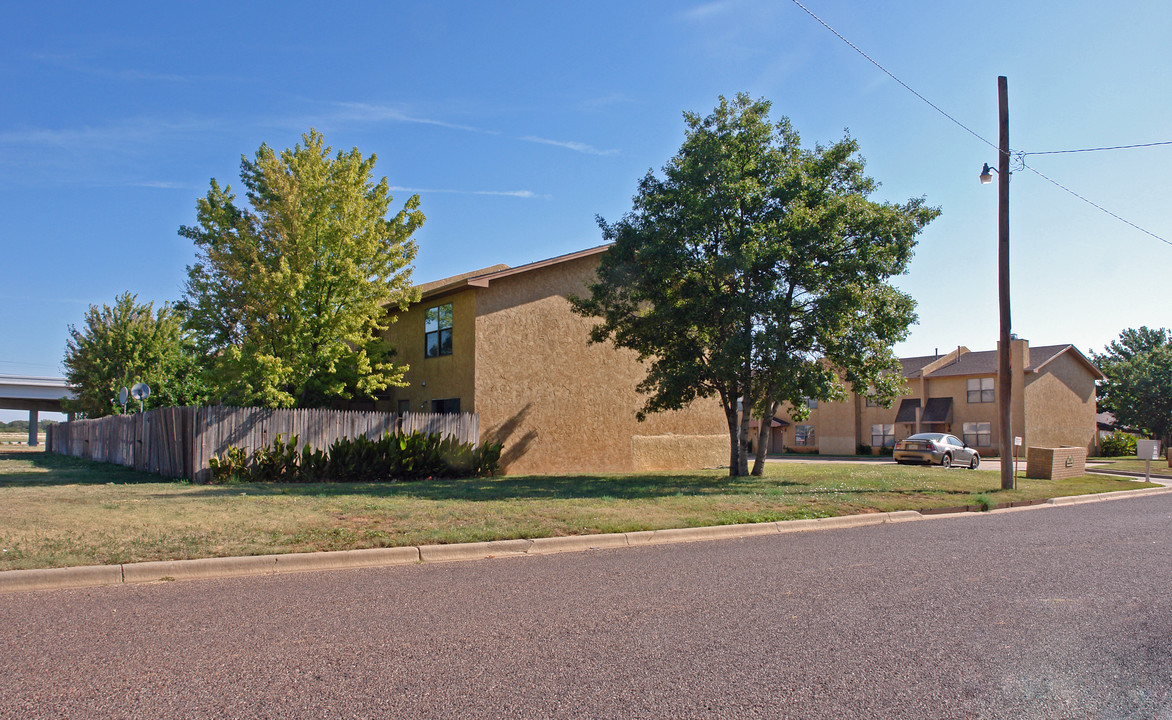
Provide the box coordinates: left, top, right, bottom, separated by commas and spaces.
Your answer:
1028, 345, 1107, 381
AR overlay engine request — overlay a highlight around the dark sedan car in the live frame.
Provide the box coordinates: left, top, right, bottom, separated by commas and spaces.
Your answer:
893, 432, 980, 469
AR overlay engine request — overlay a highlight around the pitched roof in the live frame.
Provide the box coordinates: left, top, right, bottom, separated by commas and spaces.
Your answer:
900, 355, 937, 377
415, 265, 510, 297
904, 343, 1105, 381
416, 244, 611, 301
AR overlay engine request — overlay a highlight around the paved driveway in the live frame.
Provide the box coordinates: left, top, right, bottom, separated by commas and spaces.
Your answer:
3, 495, 1171, 719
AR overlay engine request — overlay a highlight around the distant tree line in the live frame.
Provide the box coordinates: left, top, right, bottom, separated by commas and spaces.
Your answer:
0, 420, 56, 433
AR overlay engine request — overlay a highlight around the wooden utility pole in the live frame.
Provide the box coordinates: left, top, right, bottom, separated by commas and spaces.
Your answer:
997, 76, 1015, 490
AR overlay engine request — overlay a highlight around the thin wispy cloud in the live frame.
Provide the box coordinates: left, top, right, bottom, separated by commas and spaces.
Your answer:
580, 93, 635, 111
680, 1, 738, 21
388, 186, 547, 199
0, 117, 222, 149
30, 52, 209, 83
328, 102, 497, 134
520, 135, 618, 156
126, 180, 191, 189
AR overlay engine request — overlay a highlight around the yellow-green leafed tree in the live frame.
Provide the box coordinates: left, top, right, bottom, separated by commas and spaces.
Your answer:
179, 129, 422, 408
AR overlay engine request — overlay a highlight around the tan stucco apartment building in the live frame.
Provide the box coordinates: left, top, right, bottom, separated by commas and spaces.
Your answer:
760, 339, 1105, 457
376, 245, 728, 475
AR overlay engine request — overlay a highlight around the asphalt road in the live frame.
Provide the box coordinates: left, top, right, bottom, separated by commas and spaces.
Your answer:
3, 496, 1171, 719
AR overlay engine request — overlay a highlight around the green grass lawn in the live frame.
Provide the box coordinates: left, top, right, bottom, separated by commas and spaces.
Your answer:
0, 448, 1160, 571
1088, 457, 1172, 477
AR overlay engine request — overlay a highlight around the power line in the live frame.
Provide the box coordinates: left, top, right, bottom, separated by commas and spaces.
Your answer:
1020, 164, 1172, 247
789, 0, 1171, 247
787, 0, 998, 154
1023, 140, 1172, 156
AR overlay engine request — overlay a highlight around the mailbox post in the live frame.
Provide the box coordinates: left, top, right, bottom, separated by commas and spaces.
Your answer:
1137, 439, 1161, 483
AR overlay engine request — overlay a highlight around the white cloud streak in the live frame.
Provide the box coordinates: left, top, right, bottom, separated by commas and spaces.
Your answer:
325, 102, 498, 134
388, 186, 547, 199
519, 135, 618, 156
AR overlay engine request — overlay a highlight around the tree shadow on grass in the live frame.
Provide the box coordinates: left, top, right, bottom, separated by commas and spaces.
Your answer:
167, 472, 813, 502
0, 449, 172, 487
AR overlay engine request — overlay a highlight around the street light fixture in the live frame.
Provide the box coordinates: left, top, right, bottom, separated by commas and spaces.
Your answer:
979, 163, 995, 184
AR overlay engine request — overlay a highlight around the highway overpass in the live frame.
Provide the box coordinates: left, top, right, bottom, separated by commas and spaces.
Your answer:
0, 375, 74, 446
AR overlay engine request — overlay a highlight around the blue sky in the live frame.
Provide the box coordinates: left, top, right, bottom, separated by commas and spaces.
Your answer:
2, 1, 1170, 421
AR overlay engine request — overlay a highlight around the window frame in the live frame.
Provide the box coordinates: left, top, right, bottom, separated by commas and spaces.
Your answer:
967, 377, 995, 403
962, 421, 991, 447
430, 398, 461, 414
794, 424, 816, 447
871, 423, 895, 448
425, 303, 453, 358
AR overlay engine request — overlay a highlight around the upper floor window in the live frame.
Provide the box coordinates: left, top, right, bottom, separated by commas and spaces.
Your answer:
967, 377, 994, 403
805, 398, 818, 410
425, 303, 453, 358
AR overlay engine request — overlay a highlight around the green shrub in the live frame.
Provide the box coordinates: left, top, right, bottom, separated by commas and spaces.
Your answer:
878, 445, 894, 457
856, 443, 872, 455
208, 445, 249, 483
227, 431, 505, 483
251, 434, 301, 481
1099, 432, 1137, 457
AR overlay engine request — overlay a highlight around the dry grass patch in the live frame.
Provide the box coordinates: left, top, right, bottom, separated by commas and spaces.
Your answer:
0, 449, 1159, 570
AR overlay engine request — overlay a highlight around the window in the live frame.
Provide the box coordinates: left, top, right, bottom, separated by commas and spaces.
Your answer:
431, 398, 461, 414
425, 303, 453, 358
794, 425, 816, 446
805, 398, 818, 409
963, 422, 991, 447
397, 399, 411, 414
967, 377, 994, 403
865, 395, 880, 407
871, 424, 895, 448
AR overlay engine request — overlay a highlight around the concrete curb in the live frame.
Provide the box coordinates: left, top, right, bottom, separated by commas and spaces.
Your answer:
0, 564, 123, 593
2, 489, 1168, 594
1046, 485, 1172, 505
418, 539, 534, 563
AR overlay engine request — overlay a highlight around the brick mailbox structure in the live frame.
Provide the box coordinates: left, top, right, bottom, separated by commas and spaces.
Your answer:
1025, 446, 1087, 480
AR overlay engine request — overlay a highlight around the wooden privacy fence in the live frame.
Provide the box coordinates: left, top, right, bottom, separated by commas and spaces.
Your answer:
47, 406, 480, 483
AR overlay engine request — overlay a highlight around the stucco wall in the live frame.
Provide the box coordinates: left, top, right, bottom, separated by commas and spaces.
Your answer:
921, 375, 1001, 450
381, 289, 477, 414
1023, 352, 1098, 452
817, 395, 857, 455
631, 434, 728, 471
472, 254, 727, 474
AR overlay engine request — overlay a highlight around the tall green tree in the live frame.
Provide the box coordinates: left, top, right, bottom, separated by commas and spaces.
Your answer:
179, 129, 422, 408
572, 94, 939, 476
62, 293, 208, 417
1094, 327, 1172, 442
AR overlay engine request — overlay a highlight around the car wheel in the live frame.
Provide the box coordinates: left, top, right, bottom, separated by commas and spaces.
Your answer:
969, 454, 980, 470
941, 453, 952, 469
